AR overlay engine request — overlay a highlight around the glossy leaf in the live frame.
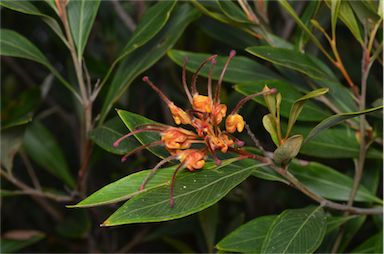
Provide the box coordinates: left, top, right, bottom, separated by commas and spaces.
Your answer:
100, 4, 199, 122
0, 230, 45, 253
102, 1, 177, 85
0, 29, 76, 97
216, 215, 276, 253
351, 231, 383, 253
331, 0, 341, 37
286, 88, 329, 136
261, 206, 326, 253
236, 80, 331, 121
71, 164, 179, 208
167, 50, 279, 83
305, 105, 383, 144
0, 1, 67, 44
23, 121, 75, 187
294, 124, 382, 159
246, 46, 337, 82
251, 166, 287, 184
349, 1, 381, 27
216, 0, 249, 24
262, 114, 279, 146
289, 161, 382, 203
335, 1, 364, 44
326, 215, 357, 234
89, 117, 140, 155
67, 0, 100, 58
117, 110, 168, 158
199, 204, 219, 252
102, 159, 260, 226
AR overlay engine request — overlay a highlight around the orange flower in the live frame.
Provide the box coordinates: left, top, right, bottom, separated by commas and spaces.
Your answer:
192, 95, 212, 113
178, 149, 206, 171
211, 103, 227, 125
226, 114, 245, 133
161, 128, 196, 150
168, 103, 192, 125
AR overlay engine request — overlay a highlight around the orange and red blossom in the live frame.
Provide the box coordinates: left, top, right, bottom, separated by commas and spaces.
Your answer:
115, 50, 278, 207
178, 149, 206, 171
226, 114, 245, 133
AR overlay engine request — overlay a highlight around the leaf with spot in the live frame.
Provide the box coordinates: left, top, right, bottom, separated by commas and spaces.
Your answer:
102, 159, 260, 226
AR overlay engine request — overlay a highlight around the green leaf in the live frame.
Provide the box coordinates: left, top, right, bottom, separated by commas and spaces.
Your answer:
246, 46, 337, 82
286, 88, 329, 137
331, 0, 341, 37
251, 166, 288, 184
101, 1, 177, 86
117, 110, 168, 158
167, 50, 279, 83
351, 230, 383, 253
349, 1, 381, 28
67, 0, 100, 58
89, 117, 140, 155
294, 1, 321, 49
217, 214, 356, 253
326, 215, 357, 234
261, 206, 326, 253
216, 0, 249, 24
294, 124, 382, 159
305, 106, 383, 144
334, 1, 364, 44
199, 204, 219, 252
235, 80, 331, 121
0, 29, 77, 98
262, 114, 279, 146
71, 164, 179, 208
0, 1, 67, 45
198, 17, 259, 49
216, 215, 276, 253
0, 230, 45, 253
289, 161, 383, 203
23, 121, 75, 187
339, 215, 366, 252
102, 159, 260, 226
273, 134, 303, 165
100, 4, 199, 122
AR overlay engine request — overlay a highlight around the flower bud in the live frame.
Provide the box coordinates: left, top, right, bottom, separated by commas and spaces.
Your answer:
178, 149, 206, 171
169, 103, 191, 125
212, 103, 227, 125
193, 95, 212, 113
226, 114, 245, 133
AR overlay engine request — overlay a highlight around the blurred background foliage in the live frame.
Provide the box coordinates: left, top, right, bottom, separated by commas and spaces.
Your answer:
0, 0, 382, 253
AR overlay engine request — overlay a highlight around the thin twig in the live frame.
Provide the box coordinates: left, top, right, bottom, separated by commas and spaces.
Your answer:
20, 151, 41, 190
111, 0, 136, 32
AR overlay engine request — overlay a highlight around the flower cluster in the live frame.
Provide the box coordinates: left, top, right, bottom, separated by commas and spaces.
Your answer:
114, 50, 275, 206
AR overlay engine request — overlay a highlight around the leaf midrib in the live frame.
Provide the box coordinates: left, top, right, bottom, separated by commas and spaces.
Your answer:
115, 163, 255, 215
281, 206, 321, 253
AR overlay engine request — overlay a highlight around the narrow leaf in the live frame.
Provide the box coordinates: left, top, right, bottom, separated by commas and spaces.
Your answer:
216, 0, 250, 24
351, 231, 383, 253
0, 29, 76, 97
326, 215, 357, 234
168, 49, 279, 83
0, 230, 45, 253
100, 4, 199, 122
89, 117, 140, 155
261, 206, 326, 253
67, 0, 100, 58
331, 0, 341, 37
236, 80, 331, 121
262, 114, 279, 146
289, 161, 382, 203
102, 159, 259, 226
305, 105, 383, 144
23, 121, 75, 187
286, 88, 329, 137
1, 128, 24, 172
246, 46, 337, 82
117, 110, 168, 158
